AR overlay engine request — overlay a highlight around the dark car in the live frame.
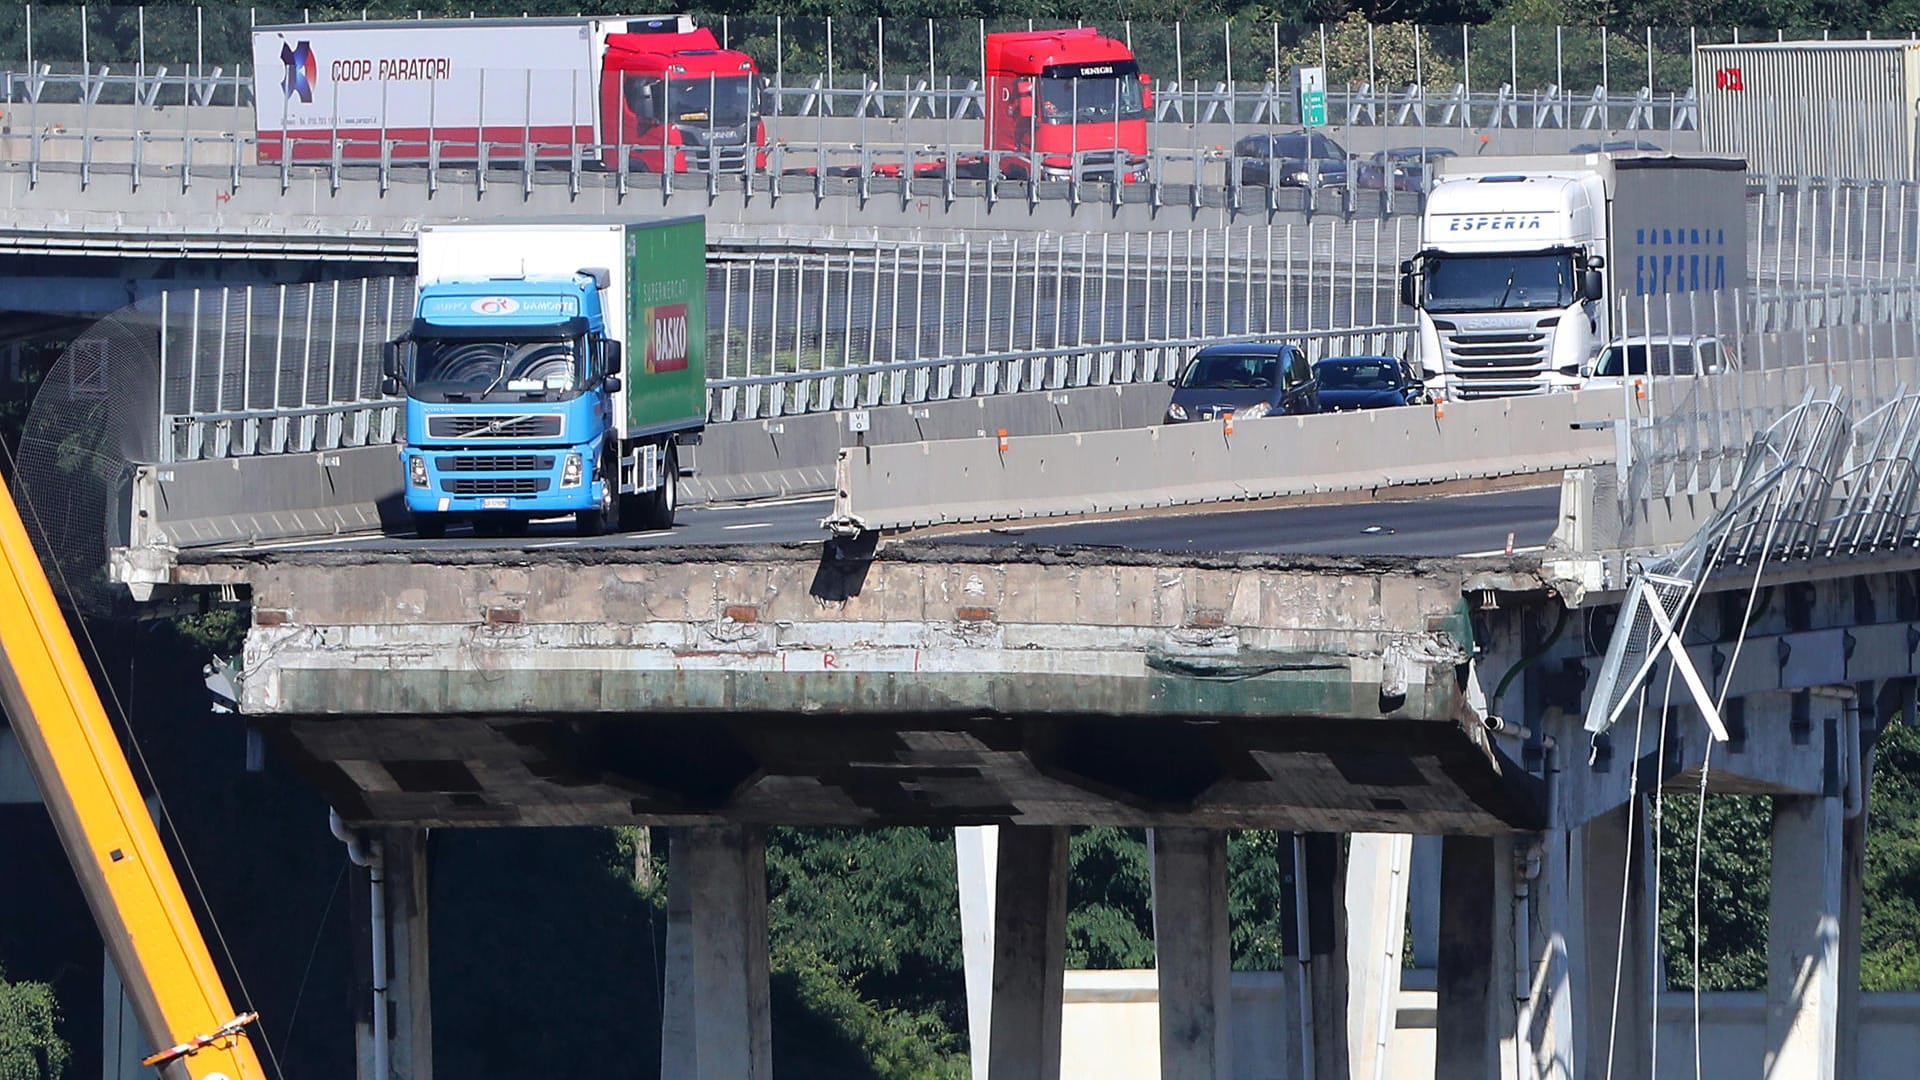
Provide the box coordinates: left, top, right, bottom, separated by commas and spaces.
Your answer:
1312, 355, 1428, 411
1569, 139, 1665, 154
1165, 343, 1320, 424
1232, 131, 1350, 187
1357, 145, 1457, 192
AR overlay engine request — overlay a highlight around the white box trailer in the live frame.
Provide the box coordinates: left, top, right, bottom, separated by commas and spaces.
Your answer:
1695, 40, 1920, 181
251, 14, 692, 163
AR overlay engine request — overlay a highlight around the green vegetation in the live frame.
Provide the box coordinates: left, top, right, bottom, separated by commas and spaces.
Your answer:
1863, 721, 1920, 991
0, 962, 69, 1080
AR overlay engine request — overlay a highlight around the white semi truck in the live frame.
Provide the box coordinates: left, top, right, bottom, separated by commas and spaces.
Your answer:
1399, 153, 1749, 399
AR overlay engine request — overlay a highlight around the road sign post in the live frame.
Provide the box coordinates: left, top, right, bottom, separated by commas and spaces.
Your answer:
1294, 66, 1327, 127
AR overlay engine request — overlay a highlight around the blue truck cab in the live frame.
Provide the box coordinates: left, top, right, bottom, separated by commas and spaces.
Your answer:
384, 272, 624, 538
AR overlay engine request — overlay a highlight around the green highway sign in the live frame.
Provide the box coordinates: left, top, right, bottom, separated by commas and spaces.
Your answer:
1295, 66, 1327, 127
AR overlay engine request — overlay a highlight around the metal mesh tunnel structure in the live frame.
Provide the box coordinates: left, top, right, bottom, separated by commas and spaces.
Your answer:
13, 304, 164, 614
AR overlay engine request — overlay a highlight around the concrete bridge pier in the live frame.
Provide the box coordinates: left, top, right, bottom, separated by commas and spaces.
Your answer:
988, 826, 1070, 1080
349, 828, 432, 1080
1572, 799, 1655, 1079
1765, 794, 1848, 1080
1436, 833, 1521, 1076
660, 826, 773, 1080
1346, 833, 1412, 1080
1149, 828, 1233, 1080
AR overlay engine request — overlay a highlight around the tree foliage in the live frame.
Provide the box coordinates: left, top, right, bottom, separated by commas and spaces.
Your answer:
1864, 721, 1920, 991
1657, 791, 1771, 991
0, 962, 70, 1080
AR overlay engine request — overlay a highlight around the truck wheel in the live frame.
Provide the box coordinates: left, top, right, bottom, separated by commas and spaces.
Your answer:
577, 472, 616, 537
413, 512, 447, 540
639, 441, 678, 531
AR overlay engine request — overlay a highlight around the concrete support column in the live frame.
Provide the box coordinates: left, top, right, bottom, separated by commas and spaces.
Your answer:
1408, 834, 1442, 971
662, 826, 772, 1080
988, 825, 1069, 1080
348, 829, 431, 1080
1765, 795, 1843, 1080
1150, 828, 1231, 1080
1436, 833, 1517, 1078
0, 728, 36, 804
102, 954, 143, 1080
660, 831, 695, 1079
1836, 795, 1867, 1080
956, 825, 1000, 1080
1345, 833, 1410, 1080
379, 829, 432, 1080
1574, 799, 1652, 1080
1304, 833, 1352, 1080
1530, 830, 1575, 1080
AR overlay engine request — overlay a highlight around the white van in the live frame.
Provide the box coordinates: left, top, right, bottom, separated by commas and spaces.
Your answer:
1575, 334, 1733, 393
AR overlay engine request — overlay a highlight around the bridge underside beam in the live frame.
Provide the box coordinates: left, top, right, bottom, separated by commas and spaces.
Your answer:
268, 699, 1540, 833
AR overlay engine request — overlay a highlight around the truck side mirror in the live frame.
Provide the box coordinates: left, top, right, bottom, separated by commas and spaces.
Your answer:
381, 340, 403, 379
1399, 274, 1419, 309
1139, 73, 1153, 111
605, 340, 623, 375
605, 376, 622, 394
380, 376, 402, 396
1581, 269, 1604, 302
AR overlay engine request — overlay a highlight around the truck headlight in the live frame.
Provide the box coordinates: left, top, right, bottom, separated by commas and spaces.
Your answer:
561, 452, 584, 488
1166, 402, 1188, 421
408, 455, 428, 489
1239, 402, 1271, 420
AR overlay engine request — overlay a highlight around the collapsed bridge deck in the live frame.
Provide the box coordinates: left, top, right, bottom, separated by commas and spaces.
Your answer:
172, 541, 1549, 832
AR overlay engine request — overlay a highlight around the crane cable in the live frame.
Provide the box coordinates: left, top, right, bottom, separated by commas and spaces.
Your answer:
1601, 472, 1790, 1080
0, 435, 288, 1080
1688, 485, 1793, 1080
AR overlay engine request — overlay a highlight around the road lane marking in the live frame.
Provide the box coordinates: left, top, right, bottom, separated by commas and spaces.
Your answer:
1458, 544, 1546, 558
722, 522, 774, 531
705, 495, 834, 511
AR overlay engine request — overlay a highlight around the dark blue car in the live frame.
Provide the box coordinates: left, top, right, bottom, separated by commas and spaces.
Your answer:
1312, 356, 1428, 411
1165, 343, 1320, 423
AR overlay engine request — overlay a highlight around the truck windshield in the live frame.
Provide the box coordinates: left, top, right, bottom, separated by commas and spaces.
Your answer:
411, 336, 585, 402
626, 74, 756, 126
1036, 75, 1145, 124
1422, 252, 1575, 314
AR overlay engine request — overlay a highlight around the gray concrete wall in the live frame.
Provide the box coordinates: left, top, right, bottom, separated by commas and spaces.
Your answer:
1057, 975, 1920, 1080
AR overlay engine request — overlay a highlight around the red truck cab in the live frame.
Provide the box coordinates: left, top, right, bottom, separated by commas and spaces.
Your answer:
984, 28, 1151, 182
601, 26, 769, 173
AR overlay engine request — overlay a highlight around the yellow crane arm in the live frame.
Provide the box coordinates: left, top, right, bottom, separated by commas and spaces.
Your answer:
0, 475, 266, 1080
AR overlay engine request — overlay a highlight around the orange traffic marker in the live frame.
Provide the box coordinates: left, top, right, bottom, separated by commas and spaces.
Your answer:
997, 428, 1009, 453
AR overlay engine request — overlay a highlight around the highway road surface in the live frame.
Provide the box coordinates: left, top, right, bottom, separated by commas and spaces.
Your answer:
218, 485, 1561, 559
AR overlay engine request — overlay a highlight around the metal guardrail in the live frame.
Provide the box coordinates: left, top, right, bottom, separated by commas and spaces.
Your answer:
1, 65, 1696, 130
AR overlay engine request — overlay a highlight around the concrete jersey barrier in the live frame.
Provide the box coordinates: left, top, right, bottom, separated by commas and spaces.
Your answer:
828, 391, 1635, 534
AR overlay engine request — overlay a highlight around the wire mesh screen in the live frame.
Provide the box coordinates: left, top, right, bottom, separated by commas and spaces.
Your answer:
13, 305, 165, 615
1583, 572, 1696, 737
